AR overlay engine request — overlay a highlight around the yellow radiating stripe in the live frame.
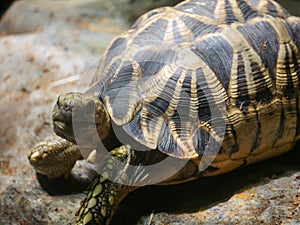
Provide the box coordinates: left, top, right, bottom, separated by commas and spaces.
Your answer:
163, 19, 174, 43
140, 108, 164, 149
276, 42, 299, 94
174, 19, 194, 41
262, 16, 300, 94
215, 0, 227, 23
167, 69, 197, 157
256, 0, 287, 17
228, 0, 245, 22
190, 70, 199, 117
174, 4, 217, 25
166, 66, 186, 116
139, 64, 180, 149
105, 60, 144, 125
228, 52, 240, 100
256, 0, 269, 14
224, 26, 274, 104
270, 0, 285, 18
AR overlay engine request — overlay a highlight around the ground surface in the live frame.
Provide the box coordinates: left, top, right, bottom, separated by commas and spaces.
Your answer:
1, 1, 300, 225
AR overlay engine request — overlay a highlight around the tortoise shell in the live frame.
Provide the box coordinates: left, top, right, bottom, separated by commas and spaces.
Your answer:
86, 0, 300, 161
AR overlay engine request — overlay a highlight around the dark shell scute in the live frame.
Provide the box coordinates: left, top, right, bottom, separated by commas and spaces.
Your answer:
134, 49, 177, 78
282, 45, 297, 98
133, 19, 168, 46
103, 37, 127, 68
236, 0, 260, 21
146, 68, 183, 117
237, 21, 279, 81
181, 15, 220, 38
224, 0, 240, 24
172, 20, 185, 43
192, 35, 233, 93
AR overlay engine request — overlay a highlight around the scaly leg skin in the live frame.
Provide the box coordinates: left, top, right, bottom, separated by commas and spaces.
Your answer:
28, 136, 83, 179
76, 145, 135, 225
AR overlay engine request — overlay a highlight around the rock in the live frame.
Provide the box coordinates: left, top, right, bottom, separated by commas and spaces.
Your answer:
110, 0, 182, 23
1, 0, 300, 225
0, 1, 125, 224
111, 150, 300, 224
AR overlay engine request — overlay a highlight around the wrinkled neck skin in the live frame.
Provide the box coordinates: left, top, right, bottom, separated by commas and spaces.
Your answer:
52, 92, 120, 152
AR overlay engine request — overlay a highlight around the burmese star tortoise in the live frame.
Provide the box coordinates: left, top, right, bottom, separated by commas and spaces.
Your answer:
28, 0, 300, 224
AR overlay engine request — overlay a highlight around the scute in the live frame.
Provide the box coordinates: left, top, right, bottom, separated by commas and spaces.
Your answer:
191, 34, 233, 92
86, 0, 300, 159
176, 0, 218, 20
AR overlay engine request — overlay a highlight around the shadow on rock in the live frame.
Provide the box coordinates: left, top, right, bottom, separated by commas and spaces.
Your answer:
34, 143, 300, 224
111, 145, 300, 225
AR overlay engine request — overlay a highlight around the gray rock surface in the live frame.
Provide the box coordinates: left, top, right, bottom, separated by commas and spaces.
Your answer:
0, 1, 125, 224
109, 0, 182, 23
1, 1, 300, 225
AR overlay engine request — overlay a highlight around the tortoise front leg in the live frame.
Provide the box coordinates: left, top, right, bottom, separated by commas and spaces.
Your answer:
27, 136, 82, 179
76, 145, 136, 225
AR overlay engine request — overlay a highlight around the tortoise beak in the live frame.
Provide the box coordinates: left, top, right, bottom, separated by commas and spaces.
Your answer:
52, 93, 83, 143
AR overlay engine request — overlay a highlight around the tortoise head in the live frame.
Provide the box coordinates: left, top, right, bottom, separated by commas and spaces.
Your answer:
52, 92, 111, 147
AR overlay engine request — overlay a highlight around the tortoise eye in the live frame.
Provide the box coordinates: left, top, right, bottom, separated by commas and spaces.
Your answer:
63, 104, 72, 112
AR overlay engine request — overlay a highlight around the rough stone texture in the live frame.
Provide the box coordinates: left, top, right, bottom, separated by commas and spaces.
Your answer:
0, 1, 300, 225
109, 0, 182, 23
114, 151, 300, 225
0, 1, 125, 224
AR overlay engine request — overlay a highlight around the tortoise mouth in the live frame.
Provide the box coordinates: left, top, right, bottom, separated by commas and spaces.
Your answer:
53, 120, 68, 132
53, 118, 101, 146
53, 119, 76, 143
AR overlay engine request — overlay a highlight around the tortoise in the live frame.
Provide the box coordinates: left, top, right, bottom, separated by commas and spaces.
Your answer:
28, 0, 300, 224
